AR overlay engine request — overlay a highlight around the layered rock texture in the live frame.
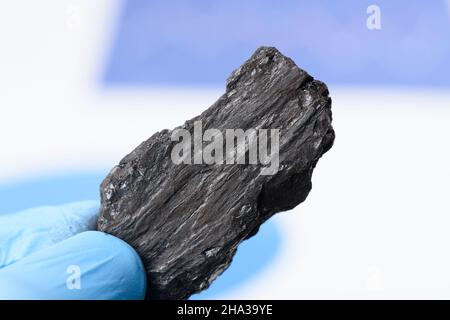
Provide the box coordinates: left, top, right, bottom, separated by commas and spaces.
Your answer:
98, 47, 335, 299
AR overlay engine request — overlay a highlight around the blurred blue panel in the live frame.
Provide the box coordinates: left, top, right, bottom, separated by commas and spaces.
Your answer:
104, 0, 450, 87
0, 172, 106, 214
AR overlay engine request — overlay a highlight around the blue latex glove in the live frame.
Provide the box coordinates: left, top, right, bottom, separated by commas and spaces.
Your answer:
0, 201, 146, 299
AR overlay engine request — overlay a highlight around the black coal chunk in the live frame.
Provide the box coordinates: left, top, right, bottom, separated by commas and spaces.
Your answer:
98, 47, 335, 300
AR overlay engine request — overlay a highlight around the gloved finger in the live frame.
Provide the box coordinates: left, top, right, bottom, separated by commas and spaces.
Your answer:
0, 201, 99, 268
0, 231, 146, 300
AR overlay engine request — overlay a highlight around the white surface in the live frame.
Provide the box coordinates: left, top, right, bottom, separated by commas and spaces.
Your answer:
219, 89, 450, 299
1, 1, 450, 299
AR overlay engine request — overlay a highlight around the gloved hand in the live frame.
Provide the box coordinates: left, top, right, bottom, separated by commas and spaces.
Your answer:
0, 201, 146, 299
